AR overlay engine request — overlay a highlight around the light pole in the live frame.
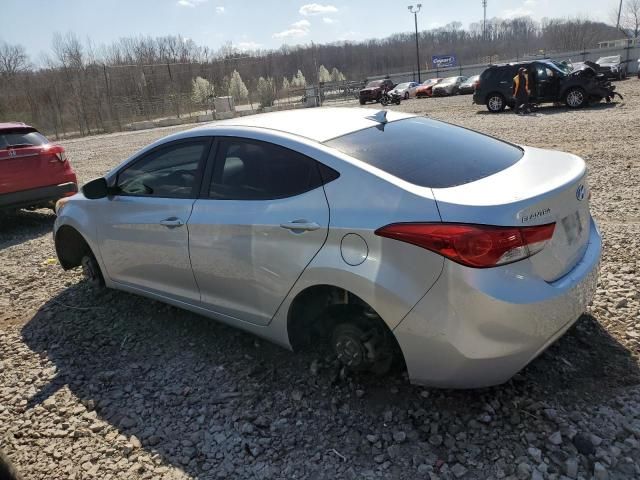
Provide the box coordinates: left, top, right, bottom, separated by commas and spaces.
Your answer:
482, 0, 487, 40
408, 4, 422, 83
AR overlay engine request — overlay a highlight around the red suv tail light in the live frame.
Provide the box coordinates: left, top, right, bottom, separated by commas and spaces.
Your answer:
43, 144, 68, 163
375, 222, 556, 268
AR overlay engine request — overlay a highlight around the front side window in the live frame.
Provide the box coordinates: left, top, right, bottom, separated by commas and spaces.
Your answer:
209, 139, 329, 200
117, 141, 207, 198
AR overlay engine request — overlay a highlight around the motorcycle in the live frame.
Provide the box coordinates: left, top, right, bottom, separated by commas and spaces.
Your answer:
380, 88, 401, 106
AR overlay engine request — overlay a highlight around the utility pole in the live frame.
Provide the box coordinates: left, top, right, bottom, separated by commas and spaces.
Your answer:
408, 4, 422, 83
482, 0, 488, 40
616, 0, 623, 30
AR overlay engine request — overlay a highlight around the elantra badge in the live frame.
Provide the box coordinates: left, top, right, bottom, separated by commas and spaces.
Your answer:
576, 184, 586, 201
8, 150, 17, 158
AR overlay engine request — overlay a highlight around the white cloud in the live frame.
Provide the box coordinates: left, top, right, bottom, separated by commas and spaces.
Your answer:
177, 0, 207, 7
524, 0, 537, 5
215, 6, 225, 13
273, 18, 311, 39
322, 17, 336, 24
237, 41, 262, 51
291, 19, 311, 28
273, 27, 309, 39
338, 31, 358, 41
501, 6, 533, 18
299, 3, 338, 16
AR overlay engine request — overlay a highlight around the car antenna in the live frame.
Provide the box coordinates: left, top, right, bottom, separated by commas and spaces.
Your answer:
366, 110, 387, 124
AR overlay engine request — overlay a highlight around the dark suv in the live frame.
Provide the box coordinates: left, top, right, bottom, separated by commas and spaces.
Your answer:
359, 79, 395, 105
473, 61, 618, 113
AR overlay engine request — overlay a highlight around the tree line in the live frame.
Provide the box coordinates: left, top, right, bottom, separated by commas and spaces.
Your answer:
0, 16, 624, 138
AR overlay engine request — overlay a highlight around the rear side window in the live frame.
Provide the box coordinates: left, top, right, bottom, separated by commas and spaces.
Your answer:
209, 139, 333, 200
0, 129, 48, 149
324, 117, 523, 188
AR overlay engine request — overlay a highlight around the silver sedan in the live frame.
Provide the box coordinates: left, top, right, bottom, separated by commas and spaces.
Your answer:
54, 108, 601, 388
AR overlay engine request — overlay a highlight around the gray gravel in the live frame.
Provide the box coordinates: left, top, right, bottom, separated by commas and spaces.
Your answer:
1, 80, 640, 479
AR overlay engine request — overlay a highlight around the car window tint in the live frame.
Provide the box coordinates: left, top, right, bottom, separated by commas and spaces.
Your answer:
117, 141, 207, 198
325, 117, 523, 189
0, 129, 48, 148
209, 139, 328, 200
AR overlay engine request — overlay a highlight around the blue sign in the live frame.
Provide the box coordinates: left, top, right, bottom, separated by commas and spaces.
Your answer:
431, 55, 458, 68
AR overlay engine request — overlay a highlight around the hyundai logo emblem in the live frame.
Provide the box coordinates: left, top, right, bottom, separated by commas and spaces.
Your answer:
8, 150, 17, 158
576, 184, 586, 201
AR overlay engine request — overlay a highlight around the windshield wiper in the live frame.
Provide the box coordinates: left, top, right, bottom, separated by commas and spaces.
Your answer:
5, 143, 34, 149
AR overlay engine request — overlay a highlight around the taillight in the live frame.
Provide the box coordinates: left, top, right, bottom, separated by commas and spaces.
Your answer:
375, 223, 556, 268
43, 144, 67, 163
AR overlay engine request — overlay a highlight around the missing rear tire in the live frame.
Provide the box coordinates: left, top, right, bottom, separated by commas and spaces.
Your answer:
330, 312, 395, 375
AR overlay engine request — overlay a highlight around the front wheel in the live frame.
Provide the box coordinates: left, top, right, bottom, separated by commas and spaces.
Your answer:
565, 87, 586, 108
359, 99, 366, 105
81, 253, 105, 288
486, 93, 506, 112
404, 92, 409, 100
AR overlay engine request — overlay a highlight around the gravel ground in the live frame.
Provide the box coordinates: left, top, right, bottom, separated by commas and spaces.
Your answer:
1, 81, 640, 480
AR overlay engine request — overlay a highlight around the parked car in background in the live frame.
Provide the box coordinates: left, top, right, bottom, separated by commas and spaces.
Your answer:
388, 82, 419, 99
595, 55, 626, 80
458, 75, 480, 95
474, 61, 619, 112
415, 78, 443, 98
55, 107, 601, 388
359, 79, 395, 104
0, 123, 77, 212
432, 76, 467, 96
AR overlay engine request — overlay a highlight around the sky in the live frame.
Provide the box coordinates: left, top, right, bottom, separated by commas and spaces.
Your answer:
3, 0, 615, 61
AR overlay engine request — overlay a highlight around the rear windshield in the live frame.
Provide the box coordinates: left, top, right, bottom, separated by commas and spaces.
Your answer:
366, 80, 382, 87
324, 117, 523, 188
0, 129, 48, 149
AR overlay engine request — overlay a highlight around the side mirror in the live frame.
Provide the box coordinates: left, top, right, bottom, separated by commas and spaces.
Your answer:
82, 177, 110, 199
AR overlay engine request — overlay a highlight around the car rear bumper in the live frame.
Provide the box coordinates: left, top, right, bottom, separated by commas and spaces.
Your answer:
393, 217, 602, 388
0, 181, 78, 210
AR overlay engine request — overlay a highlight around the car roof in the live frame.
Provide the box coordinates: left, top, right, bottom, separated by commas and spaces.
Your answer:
193, 107, 416, 143
0, 122, 33, 131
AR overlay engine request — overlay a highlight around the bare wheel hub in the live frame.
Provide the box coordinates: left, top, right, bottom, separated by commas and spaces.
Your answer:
81, 255, 100, 285
334, 333, 366, 368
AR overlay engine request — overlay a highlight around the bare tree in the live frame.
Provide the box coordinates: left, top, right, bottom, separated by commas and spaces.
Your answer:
621, 0, 640, 38
0, 41, 29, 78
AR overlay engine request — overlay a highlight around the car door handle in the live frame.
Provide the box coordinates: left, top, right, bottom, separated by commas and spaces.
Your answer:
159, 217, 184, 228
280, 220, 321, 232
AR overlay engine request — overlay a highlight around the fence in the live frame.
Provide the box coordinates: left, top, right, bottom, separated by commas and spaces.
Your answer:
368, 43, 640, 84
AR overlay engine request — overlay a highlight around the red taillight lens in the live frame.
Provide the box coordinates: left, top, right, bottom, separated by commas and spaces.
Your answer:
375, 223, 556, 268
43, 144, 67, 163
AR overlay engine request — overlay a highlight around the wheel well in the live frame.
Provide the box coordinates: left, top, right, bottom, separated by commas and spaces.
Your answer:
287, 285, 399, 352
55, 225, 92, 270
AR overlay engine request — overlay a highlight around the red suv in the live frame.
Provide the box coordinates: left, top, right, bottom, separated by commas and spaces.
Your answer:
0, 123, 77, 212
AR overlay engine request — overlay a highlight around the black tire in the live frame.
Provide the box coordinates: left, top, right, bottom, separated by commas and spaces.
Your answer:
81, 252, 105, 288
359, 99, 366, 105
565, 87, 586, 108
329, 309, 396, 375
404, 92, 409, 100
486, 93, 506, 113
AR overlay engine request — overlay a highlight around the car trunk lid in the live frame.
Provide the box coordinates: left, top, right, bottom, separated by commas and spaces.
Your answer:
431, 146, 590, 281
0, 144, 69, 195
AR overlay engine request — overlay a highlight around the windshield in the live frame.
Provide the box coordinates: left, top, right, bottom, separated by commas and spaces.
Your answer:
597, 56, 620, 64
439, 77, 458, 85
325, 117, 523, 189
366, 80, 383, 87
552, 61, 572, 74
462, 75, 479, 85
395, 83, 410, 89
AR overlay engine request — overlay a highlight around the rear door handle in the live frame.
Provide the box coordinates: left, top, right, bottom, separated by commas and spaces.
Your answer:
159, 217, 184, 228
280, 220, 321, 232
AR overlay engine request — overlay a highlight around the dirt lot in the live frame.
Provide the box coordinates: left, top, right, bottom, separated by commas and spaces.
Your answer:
1, 81, 640, 480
